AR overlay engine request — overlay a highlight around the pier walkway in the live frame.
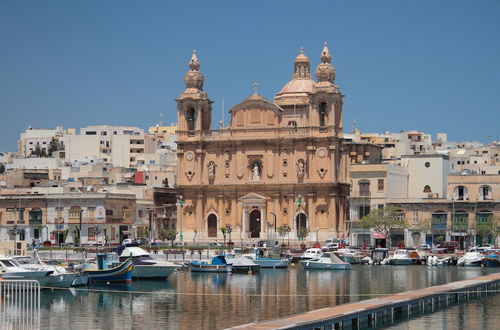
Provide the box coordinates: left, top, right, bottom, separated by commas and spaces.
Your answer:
230, 272, 500, 330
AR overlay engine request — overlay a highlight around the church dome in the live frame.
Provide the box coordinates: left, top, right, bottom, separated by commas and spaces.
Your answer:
274, 48, 316, 106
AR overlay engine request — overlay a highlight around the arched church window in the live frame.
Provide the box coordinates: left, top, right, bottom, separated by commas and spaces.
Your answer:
318, 102, 327, 127
187, 108, 195, 131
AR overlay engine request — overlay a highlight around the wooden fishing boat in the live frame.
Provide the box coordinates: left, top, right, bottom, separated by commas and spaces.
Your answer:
84, 254, 133, 283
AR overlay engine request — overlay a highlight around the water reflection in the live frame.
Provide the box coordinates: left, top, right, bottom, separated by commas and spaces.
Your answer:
39, 266, 499, 330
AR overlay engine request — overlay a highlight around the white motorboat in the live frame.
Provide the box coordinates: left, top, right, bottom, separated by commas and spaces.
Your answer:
0, 255, 53, 286
119, 247, 177, 279
388, 249, 413, 265
13, 255, 83, 288
300, 248, 323, 260
300, 253, 351, 270
457, 251, 483, 267
336, 248, 363, 264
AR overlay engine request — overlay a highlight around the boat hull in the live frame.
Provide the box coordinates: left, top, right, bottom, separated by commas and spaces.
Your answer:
71, 274, 89, 286
300, 260, 351, 270
0, 270, 53, 286
389, 259, 413, 266
191, 261, 232, 273
253, 258, 289, 268
132, 265, 176, 279
85, 259, 133, 283
231, 265, 260, 274
46, 273, 78, 288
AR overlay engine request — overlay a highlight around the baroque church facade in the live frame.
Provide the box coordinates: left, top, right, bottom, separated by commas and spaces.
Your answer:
176, 44, 350, 242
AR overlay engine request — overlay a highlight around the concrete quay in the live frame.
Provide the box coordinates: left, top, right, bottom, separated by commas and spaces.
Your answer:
229, 272, 500, 330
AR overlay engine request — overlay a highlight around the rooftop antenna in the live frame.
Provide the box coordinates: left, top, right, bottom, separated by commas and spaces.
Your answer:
352, 119, 357, 133
159, 113, 164, 126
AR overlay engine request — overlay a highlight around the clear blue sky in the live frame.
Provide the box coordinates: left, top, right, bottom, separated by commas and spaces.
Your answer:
1, 1, 499, 151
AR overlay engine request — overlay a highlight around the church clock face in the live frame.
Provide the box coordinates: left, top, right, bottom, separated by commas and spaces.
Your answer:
185, 152, 194, 161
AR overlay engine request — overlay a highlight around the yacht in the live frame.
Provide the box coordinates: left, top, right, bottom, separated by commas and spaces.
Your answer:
300, 253, 351, 270
13, 255, 85, 288
388, 249, 413, 265
0, 255, 53, 286
300, 248, 323, 260
119, 246, 177, 279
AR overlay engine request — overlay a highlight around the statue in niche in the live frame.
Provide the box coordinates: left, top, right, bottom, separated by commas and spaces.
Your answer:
297, 160, 305, 176
208, 162, 215, 177
252, 163, 261, 181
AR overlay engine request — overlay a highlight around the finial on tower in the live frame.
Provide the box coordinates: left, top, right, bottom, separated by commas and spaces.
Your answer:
315, 42, 335, 83
320, 42, 332, 63
184, 50, 204, 90
189, 49, 200, 71
300, 46, 304, 54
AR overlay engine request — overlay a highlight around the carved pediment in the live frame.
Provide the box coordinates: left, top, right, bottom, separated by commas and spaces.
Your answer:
238, 192, 269, 202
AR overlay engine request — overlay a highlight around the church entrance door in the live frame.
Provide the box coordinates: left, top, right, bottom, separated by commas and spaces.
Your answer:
296, 213, 307, 239
207, 214, 218, 238
249, 210, 261, 238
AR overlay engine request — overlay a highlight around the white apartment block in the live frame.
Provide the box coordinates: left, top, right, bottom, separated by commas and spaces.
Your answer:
18, 126, 75, 157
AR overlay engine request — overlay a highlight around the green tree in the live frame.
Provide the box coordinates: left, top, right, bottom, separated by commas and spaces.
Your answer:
103, 227, 109, 246
72, 228, 80, 246
476, 214, 500, 246
360, 206, 406, 248
277, 225, 288, 246
165, 230, 178, 247
48, 137, 59, 156
61, 228, 69, 243
298, 227, 309, 241
158, 228, 168, 240
220, 226, 228, 247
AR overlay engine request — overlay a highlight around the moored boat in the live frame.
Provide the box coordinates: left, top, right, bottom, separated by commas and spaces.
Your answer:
84, 254, 133, 283
483, 254, 500, 267
190, 255, 232, 273
119, 246, 177, 279
389, 249, 413, 265
0, 255, 53, 286
457, 251, 483, 267
335, 248, 362, 264
300, 253, 351, 270
227, 256, 260, 273
300, 248, 323, 261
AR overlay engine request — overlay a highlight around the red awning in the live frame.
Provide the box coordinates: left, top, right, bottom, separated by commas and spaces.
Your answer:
373, 232, 386, 239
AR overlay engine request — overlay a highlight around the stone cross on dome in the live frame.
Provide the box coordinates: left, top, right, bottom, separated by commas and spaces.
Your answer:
252, 82, 259, 95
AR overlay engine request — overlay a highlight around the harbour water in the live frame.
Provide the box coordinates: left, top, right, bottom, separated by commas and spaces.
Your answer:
39, 266, 500, 329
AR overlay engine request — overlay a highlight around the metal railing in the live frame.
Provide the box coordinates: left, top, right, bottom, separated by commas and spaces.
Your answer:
0, 279, 40, 330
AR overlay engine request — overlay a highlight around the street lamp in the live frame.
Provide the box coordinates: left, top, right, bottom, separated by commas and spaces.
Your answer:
9, 224, 20, 254
177, 196, 185, 243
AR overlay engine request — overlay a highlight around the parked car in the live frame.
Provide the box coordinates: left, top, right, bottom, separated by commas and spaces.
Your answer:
122, 238, 134, 246
321, 242, 340, 251
416, 244, 431, 251
173, 242, 187, 247
209, 242, 222, 247
151, 240, 166, 248
134, 238, 148, 246
437, 241, 459, 253
469, 245, 493, 253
